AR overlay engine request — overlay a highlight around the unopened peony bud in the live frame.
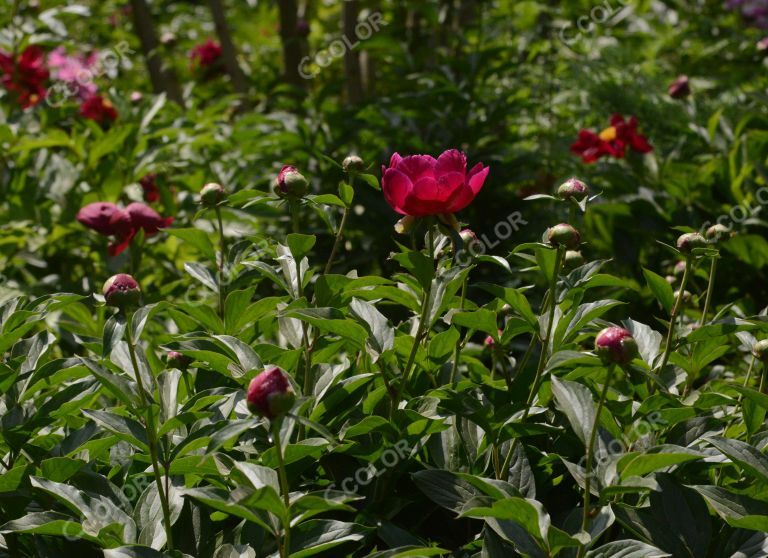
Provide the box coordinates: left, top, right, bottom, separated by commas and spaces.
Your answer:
595, 326, 638, 366
673, 289, 693, 304
753, 340, 768, 362
557, 178, 589, 201
547, 223, 581, 249
246, 367, 296, 419
274, 165, 308, 199
564, 250, 585, 269
460, 228, 478, 245
200, 182, 227, 206
676, 232, 707, 254
166, 351, 192, 371
668, 75, 690, 99
103, 274, 141, 309
129, 91, 143, 103
673, 261, 687, 276
706, 224, 731, 244
342, 155, 365, 173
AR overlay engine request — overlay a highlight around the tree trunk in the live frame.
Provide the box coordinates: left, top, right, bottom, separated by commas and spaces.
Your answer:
207, 0, 249, 95
277, 0, 305, 89
129, 0, 184, 105
343, 0, 363, 104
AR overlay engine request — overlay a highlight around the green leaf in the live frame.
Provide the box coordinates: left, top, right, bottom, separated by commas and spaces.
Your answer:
692, 485, 768, 531
551, 377, 596, 445
705, 436, 768, 482
586, 540, 670, 558
451, 309, 498, 338
102, 314, 126, 358
289, 520, 369, 557
643, 268, 675, 315
287, 233, 317, 260
618, 446, 705, 478
168, 228, 217, 261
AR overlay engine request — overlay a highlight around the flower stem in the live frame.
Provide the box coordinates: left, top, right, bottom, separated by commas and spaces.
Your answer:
323, 206, 349, 275
126, 320, 174, 552
578, 364, 615, 555
272, 420, 291, 558
215, 206, 226, 319
500, 247, 564, 480
699, 255, 718, 327
450, 277, 469, 387
657, 257, 691, 390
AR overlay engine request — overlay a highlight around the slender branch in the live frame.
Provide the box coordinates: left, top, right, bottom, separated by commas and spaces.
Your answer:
216, 207, 226, 319
578, 364, 616, 555
323, 207, 349, 275
207, 0, 249, 95
273, 420, 291, 558
126, 320, 175, 551
699, 255, 718, 327
658, 258, 691, 377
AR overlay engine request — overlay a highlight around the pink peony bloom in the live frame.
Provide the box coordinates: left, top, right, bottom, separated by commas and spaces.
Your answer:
47, 47, 99, 99
381, 149, 489, 217
77, 201, 172, 256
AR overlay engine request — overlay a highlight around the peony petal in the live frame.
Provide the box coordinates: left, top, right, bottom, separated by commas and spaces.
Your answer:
389, 152, 403, 169
77, 202, 122, 235
446, 166, 488, 213
435, 149, 467, 177
396, 155, 437, 183
382, 168, 412, 214
467, 165, 489, 194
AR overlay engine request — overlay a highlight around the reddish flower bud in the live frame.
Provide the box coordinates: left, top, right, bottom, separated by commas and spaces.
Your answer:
246, 367, 296, 420
564, 250, 585, 269
547, 223, 580, 249
125, 202, 173, 235
77, 202, 127, 236
668, 75, 690, 99
676, 232, 707, 254
706, 224, 731, 244
103, 274, 140, 309
753, 340, 768, 362
200, 182, 227, 207
557, 178, 589, 201
139, 173, 160, 203
166, 351, 192, 371
460, 228, 478, 245
342, 154, 365, 173
595, 326, 638, 365
274, 165, 309, 199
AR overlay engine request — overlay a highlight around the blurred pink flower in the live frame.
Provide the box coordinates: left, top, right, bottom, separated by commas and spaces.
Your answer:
48, 47, 99, 99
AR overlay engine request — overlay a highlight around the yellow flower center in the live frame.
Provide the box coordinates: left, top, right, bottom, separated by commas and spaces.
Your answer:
103, 99, 113, 108
28, 94, 39, 104
599, 126, 617, 141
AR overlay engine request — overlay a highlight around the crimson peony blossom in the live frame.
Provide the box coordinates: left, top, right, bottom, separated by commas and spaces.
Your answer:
139, 173, 160, 203
381, 149, 489, 217
80, 94, 118, 124
0, 46, 49, 108
189, 39, 223, 76
77, 201, 172, 256
571, 114, 652, 164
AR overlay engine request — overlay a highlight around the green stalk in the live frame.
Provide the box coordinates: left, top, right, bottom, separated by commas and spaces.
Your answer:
657, 257, 692, 387
699, 255, 718, 327
578, 364, 615, 556
394, 229, 436, 411
323, 206, 349, 275
216, 206, 226, 319
449, 277, 469, 387
126, 321, 174, 552
272, 420, 291, 558
500, 247, 564, 480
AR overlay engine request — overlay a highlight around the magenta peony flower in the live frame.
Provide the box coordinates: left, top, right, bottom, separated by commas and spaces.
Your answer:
381, 149, 489, 217
77, 201, 172, 256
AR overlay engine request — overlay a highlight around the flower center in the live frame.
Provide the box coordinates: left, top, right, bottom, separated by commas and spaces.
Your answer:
103, 99, 113, 108
598, 126, 617, 141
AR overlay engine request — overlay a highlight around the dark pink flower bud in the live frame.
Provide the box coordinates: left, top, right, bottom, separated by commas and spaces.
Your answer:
246, 367, 296, 419
753, 340, 768, 362
557, 177, 589, 201
166, 351, 192, 370
274, 165, 309, 199
77, 202, 127, 236
103, 273, 141, 308
125, 202, 173, 235
668, 75, 690, 99
546, 223, 580, 249
595, 326, 638, 365
200, 182, 227, 207
676, 232, 707, 254
460, 228, 478, 245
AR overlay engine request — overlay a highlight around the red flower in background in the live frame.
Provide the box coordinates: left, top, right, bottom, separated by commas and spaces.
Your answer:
189, 39, 223, 77
381, 149, 489, 217
571, 114, 652, 164
80, 94, 118, 124
0, 46, 49, 108
77, 201, 172, 256
139, 173, 160, 203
